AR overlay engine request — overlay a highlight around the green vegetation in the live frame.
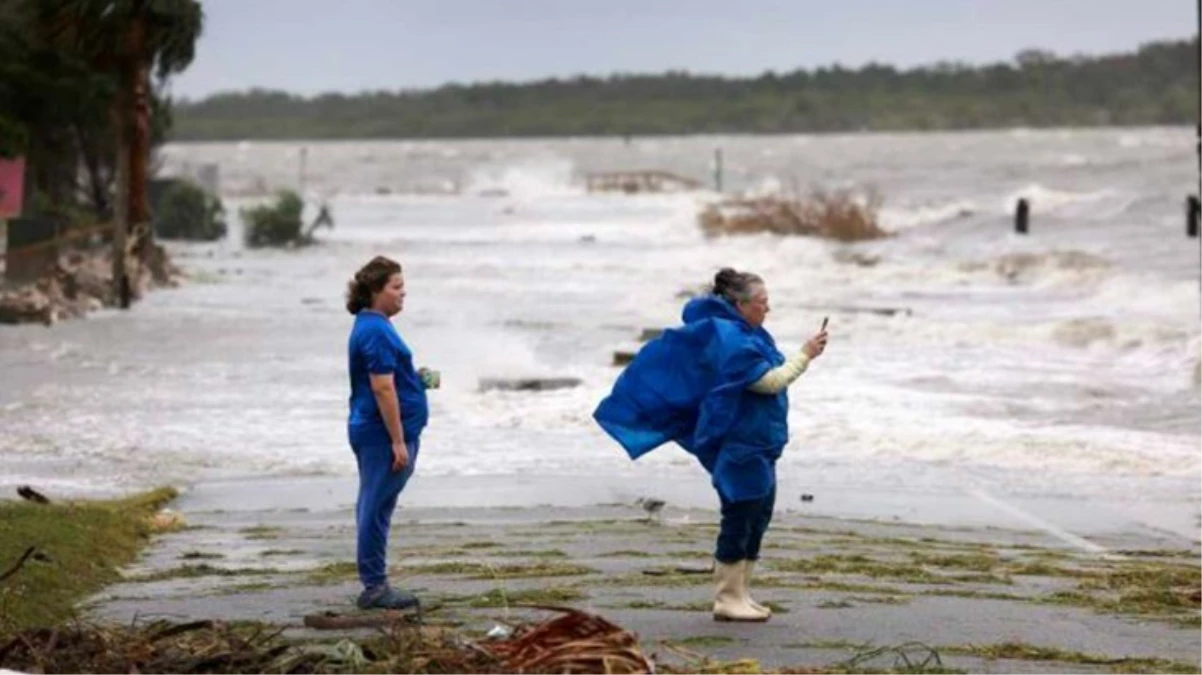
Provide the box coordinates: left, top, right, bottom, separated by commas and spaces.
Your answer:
0, 0, 202, 232
155, 180, 226, 241
306, 561, 359, 584
939, 642, 1200, 673
443, 586, 587, 608
0, 487, 178, 635
129, 564, 281, 583
404, 560, 596, 580
671, 635, 741, 648
241, 190, 334, 248
239, 525, 285, 540
172, 39, 1198, 140
242, 190, 304, 248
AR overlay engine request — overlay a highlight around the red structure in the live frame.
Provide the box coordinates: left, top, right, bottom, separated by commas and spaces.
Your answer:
0, 157, 24, 218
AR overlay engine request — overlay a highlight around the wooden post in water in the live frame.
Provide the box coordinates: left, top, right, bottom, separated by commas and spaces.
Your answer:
1014, 198, 1030, 235
112, 139, 131, 309
713, 148, 723, 193
1192, 0, 1202, 314
1188, 195, 1199, 238
299, 146, 308, 195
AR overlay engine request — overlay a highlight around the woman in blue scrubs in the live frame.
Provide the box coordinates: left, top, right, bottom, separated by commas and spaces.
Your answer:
344, 256, 430, 610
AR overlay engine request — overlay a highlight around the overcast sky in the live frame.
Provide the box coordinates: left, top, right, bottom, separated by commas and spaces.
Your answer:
171, 0, 1197, 99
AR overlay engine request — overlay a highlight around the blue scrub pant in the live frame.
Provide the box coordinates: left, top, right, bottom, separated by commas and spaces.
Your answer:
352, 437, 419, 589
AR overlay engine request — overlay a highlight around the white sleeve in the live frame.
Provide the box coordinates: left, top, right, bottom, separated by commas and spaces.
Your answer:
747, 351, 811, 394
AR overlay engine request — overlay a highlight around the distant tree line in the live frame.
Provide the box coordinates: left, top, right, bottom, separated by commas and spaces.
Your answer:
171, 38, 1199, 140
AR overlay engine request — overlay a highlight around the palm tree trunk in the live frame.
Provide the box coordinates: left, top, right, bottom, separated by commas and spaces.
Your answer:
127, 16, 154, 283
112, 110, 130, 309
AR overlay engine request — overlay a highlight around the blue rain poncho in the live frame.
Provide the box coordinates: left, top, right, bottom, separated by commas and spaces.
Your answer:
594, 295, 789, 501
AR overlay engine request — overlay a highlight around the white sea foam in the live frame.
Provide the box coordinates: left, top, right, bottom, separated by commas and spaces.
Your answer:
2, 129, 1194, 511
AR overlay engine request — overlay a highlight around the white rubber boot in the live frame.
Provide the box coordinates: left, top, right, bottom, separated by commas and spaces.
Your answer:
744, 559, 771, 616
712, 560, 770, 622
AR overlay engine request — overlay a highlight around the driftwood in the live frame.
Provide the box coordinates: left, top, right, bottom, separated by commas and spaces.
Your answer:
16, 485, 50, 505
478, 377, 582, 393
612, 351, 636, 367
0, 547, 38, 584
637, 328, 664, 342
302, 609, 419, 630
797, 303, 913, 318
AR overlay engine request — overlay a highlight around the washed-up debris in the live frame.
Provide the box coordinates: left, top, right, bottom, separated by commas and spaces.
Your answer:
479, 377, 583, 393
302, 609, 420, 631
0, 620, 323, 674
0, 607, 655, 674
612, 351, 636, 366
148, 509, 186, 533
15, 487, 48, 505
642, 564, 712, 577
0, 548, 40, 584
485, 623, 513, 639
0, 246, 179, 325
638, 328, 664, 342
481, 605, 652, 674
585, 171, 702, 194
699, 191, 888, 242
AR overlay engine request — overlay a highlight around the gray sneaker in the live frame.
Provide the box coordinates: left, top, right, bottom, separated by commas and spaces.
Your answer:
356, 585, 420, 611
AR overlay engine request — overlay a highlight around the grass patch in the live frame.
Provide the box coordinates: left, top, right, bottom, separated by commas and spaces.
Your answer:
666, 601, 711, 613
608, 599, 666, 610
794, 579, 910, 594
239, 525, 284, 540
129, 564, 281, 583
769, 554, 948, 584
1036, 562, 1202, 617
1093, 564, 1200, 593
0, 487, 179, 636
482, 549, 569, 559
670, 635, 740, 648
908, 552, 999, 572
782, 639, 867, 650
306, 561, 358, 584
923, 589, 1027, 602
940, 642, 1200, 673
590, 572, 712, 588
444, 586, 587, 608
1166, 615, 1201, 629
817, 599, 855, 609
849, 595, 912, 605
1005, 560, 1094, 577
460, 541, 502, 549
405, 561, 595, 580
212, 581, 277, 596
1113, 549, 1199, 559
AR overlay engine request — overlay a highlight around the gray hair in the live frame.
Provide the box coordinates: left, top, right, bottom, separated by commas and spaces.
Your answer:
711, 267, 764, 304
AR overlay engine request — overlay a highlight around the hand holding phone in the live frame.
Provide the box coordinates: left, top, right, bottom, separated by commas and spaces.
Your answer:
804, 317, 829, 359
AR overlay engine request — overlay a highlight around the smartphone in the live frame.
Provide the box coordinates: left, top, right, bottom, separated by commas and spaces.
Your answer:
821, 316, 829, 331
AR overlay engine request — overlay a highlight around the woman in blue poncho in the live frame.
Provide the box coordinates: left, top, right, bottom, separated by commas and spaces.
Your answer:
594, 268, 828, 622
